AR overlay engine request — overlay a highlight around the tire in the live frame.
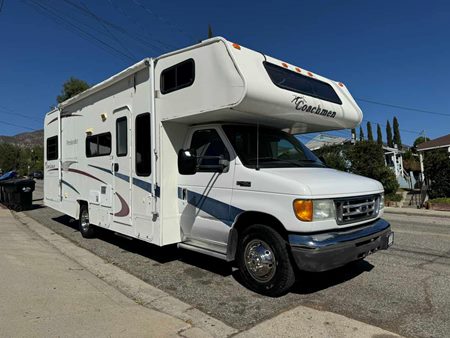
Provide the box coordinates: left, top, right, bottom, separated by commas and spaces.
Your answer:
79, 204, 95, 238
236, 224, 296, 297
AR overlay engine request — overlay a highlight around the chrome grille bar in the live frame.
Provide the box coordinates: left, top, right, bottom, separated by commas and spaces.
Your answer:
335, 194, 380, 225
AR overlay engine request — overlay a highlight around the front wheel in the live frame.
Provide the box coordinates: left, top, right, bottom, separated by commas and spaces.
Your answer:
236, 224, 295, 297
79, 204, 95, 238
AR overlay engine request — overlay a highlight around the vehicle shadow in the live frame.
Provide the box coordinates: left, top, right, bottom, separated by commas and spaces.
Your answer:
231, 259, 374, 296
291, 260, 374, 294
51, 214, 233, 276
49, 213, 371, 293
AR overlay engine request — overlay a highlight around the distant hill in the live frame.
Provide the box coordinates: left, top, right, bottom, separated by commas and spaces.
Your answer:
0, 129, 44, 147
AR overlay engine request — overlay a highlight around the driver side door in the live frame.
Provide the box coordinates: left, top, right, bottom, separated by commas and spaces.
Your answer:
178, 127, 236, 254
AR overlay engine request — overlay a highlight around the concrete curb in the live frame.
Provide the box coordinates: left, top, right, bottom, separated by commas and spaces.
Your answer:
13, 209, 405, 338
384, 207, 450, 219
13, 211, 238, 338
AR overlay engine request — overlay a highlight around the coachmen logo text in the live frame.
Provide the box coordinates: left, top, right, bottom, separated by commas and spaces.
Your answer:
291, 95, 336, 118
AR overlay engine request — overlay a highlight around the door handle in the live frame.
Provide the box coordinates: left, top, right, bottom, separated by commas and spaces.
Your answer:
182, 188, 187, 200
113, 163, 119, 172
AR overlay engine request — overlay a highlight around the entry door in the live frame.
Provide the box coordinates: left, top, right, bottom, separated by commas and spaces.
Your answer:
178, 127, 236, 253
112, 107, 132, 226
131, 112, 154, 241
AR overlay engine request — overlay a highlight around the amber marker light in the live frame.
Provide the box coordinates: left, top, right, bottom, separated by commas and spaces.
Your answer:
293, 199, 313, 222
232, 43, 241, 50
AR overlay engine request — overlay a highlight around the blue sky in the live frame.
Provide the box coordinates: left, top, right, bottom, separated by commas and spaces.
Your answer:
0, 0, 449, 146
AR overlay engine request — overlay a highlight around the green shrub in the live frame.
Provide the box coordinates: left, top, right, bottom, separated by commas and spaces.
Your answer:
424, 149, 450, 199
347, 141, 399, 195
428, 197, 450, 204
386, 193, 402, 202
313, 144, 350, 172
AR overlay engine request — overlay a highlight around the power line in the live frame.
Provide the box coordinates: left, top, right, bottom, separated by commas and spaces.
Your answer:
25, 0, 134, 63
356, 97, 450, 118
61, 0, 136, 60
366, 119, 422, 135
107, 0, 176, 51
0, 106, 42, 123
0, 119, 37, 132
55, 0, 169, 56
0, 0, 5, 12
131, 0, 196, 42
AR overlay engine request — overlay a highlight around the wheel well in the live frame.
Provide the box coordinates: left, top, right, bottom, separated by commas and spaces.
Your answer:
76, 200, 88, 218
226, 211, 288, 262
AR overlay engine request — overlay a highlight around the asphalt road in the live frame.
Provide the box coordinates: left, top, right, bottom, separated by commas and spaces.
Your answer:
25, 181, 450, 338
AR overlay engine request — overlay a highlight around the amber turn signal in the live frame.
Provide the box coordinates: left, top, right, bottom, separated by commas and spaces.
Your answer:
293, 199, 313, 222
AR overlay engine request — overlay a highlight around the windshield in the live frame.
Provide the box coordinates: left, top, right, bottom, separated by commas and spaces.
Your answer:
222, 125, 325, 169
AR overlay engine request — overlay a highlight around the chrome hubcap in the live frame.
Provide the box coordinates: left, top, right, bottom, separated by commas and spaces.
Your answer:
80, 210, 90, 232
244, 239, 276, 282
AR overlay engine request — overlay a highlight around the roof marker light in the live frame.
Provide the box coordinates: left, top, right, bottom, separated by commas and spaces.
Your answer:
295, 67, 302, 73
232, 43, 241, 50
307, 71, 314, 77
282, 62, 288, 68
338, 82, 344, 87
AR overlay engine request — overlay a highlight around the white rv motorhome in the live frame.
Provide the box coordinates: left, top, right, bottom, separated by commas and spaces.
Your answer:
44, 37, 393, 296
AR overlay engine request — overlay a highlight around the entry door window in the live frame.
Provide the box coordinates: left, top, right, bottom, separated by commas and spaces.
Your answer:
116, 117, 128, 157
190, 129, 229, 172
135, 113, 151, 176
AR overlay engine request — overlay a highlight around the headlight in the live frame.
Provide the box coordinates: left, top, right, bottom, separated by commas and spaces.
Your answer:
313, 199, 336, 220
293, 199, 335, 222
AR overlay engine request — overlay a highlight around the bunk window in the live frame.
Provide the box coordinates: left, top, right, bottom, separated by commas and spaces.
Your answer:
135, 113, 151, 176
86, 132, 112, 157
160, 59, 195, 94
46, 136, 58, 161
263, 62, 342, 105
116, 117, 128, 157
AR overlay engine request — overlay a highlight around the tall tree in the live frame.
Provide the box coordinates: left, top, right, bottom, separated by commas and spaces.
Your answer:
376, 124, 383, 145
359, 126, 364, 141
367, 121, 374, 142
57, 77, 90, 104
393, 117, 402, 149
208, 24, 213, 38
386, 120, 393, 147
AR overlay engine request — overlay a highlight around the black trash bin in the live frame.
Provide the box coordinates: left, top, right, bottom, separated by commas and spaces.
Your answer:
0, 178, 35, 211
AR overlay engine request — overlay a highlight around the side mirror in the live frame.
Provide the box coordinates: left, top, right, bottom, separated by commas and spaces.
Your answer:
178, 149, 198, 175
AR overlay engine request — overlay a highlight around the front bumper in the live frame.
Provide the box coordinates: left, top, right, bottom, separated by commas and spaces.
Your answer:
289, 218, 393, 272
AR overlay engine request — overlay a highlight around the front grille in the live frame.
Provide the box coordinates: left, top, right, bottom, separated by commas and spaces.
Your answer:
335, 194, 380, 225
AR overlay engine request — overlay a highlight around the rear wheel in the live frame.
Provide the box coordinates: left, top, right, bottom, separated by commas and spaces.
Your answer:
236, 224, 295, 297
79, 204, 95, 238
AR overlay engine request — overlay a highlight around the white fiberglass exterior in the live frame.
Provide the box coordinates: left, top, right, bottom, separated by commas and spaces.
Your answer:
44, 37, 382, 261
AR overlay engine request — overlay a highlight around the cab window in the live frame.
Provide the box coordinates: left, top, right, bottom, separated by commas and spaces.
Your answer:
190, 129, 229, 172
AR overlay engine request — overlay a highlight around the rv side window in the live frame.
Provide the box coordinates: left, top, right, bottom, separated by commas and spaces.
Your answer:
135, 113, 151, 176
46, 136, 58, 161
160, 59, 195, 94
116, 117, 127, 157
263, 62, 342, 105
190, 129, 230, 172
86, 132, 112, 157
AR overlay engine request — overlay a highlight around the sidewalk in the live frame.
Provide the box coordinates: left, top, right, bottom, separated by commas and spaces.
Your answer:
1, 207, 403, 338
0, 208, 194, 338
384, 206, 450, 219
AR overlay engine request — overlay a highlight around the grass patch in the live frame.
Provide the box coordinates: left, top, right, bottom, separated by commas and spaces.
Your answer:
428, 197, 450, 204
386, 193, 402, 202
